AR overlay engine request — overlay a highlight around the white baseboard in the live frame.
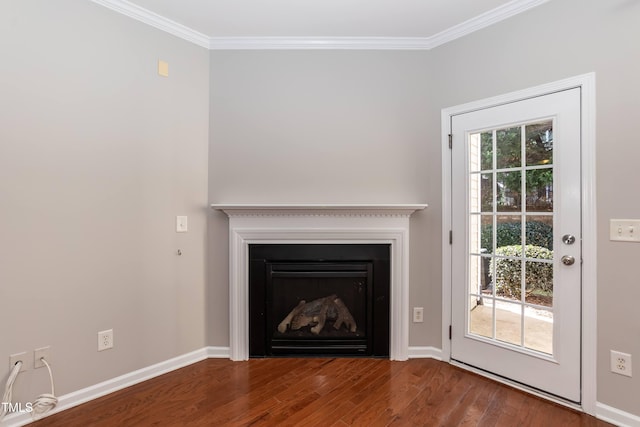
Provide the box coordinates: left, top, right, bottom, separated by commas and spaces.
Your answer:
596, 402, 640, 427
4, 346, 230, 427
206, 346, 231, 358
407, 346, 443, 360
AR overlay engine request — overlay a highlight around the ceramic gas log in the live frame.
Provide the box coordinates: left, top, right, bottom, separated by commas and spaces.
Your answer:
277, 295, 357, 335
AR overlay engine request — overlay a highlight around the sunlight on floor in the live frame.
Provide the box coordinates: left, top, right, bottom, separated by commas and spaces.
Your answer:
469, 301, 553, 354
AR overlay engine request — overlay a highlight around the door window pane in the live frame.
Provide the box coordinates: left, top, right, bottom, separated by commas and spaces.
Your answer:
495, 301, 523, 347
470, 173, 481, 213
481, 173, 493, 212
497, 171, 521, 211
526, 169, 553, 212
469, 299, 493, 340
526, 121, 553, 166
469, 255, 483, 296
524, 308, 553, 354
469, 133, 482, 173
494, 254, 523, 300
481, 132, 493, 171
481, 215, 493, 253
525, 216, 553, 250
470, 215, 481, 254
525, 260, 553, 307
496, 215, 522, 248
496, 127, 521, 169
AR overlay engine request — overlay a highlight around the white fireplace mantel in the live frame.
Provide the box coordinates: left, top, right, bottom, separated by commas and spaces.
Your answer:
211, 203, 428, 217
212, 203, 428, 361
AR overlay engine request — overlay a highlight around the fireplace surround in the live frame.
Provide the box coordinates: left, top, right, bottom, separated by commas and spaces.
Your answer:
212, 203, 427, 361
249, 243, 391, 357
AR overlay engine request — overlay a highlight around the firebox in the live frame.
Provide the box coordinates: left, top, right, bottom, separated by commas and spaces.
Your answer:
249, 244, 390, 357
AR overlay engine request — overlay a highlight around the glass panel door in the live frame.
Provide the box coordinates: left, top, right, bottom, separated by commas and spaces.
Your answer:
450, 88, 582, 403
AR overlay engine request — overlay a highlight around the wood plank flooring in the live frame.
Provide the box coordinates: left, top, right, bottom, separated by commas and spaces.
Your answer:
32, 358, 611, 426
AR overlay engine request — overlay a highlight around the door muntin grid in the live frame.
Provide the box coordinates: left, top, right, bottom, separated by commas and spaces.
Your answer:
468, 119, 554, 356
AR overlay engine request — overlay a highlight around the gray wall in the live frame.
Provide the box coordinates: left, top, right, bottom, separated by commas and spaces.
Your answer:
0, 0, 210, 403
208, 0, 640, 416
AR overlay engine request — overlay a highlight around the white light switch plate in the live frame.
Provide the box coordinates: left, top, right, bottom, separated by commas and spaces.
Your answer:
176, 216, 188, 233
610, 219, 640, 242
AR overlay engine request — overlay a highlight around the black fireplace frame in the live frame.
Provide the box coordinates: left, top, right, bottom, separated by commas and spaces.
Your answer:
249, 244, 390, 357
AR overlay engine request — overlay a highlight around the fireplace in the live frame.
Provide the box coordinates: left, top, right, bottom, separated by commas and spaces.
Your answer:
211, 203, 427, 361
249, 244, 390, 357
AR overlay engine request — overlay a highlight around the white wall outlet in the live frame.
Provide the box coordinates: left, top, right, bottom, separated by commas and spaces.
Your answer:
609, 219, 640, 242
413, 307, 424, 323
9, 352, 33, 372
176, 215, 188, 233
34, 346, 51, 369
98, 329, 114, 351
610, 350, 632, 377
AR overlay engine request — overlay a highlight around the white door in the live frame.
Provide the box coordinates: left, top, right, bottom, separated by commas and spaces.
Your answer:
450, 88, 582, 402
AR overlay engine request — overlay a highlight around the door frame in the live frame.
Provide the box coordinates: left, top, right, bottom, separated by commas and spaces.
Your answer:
441, 73, 596, 414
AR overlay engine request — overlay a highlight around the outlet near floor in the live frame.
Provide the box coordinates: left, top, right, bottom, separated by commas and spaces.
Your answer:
9, 352, 33, 372
98, 329, 114, 351
610, 350, 632, 377
413, 307, 424, 323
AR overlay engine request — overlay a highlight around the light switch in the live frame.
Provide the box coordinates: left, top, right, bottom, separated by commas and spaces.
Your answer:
158, 60, 169, 77
176, 216, 188, 233
610, 219, 640, 242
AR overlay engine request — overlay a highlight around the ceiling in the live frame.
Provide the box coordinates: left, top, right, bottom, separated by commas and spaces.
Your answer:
92, 0, 550, 49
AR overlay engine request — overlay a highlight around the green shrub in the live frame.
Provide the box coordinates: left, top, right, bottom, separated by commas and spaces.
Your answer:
491, 245, 553, 299
481, 221, 553, 253
525, 221, 553, 251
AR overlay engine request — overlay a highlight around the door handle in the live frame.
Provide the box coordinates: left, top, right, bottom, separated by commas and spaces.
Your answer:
561, 255, 575, 266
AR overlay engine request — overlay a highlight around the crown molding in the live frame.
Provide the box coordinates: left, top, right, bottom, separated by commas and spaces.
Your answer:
208, 37, 433, 50
90, 0, 211, 49
427, 0, 550, 49
92, 0, 550, 51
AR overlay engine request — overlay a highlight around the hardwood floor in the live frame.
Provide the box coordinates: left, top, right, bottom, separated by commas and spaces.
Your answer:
32, 358, 611, 426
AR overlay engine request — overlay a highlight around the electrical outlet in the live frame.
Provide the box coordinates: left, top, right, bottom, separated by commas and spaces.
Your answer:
9, 352, 33, 372
98, 329, 114, 351
413, 307, 424, 323
610, 350, 632, 377
34, 346, 51, 369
